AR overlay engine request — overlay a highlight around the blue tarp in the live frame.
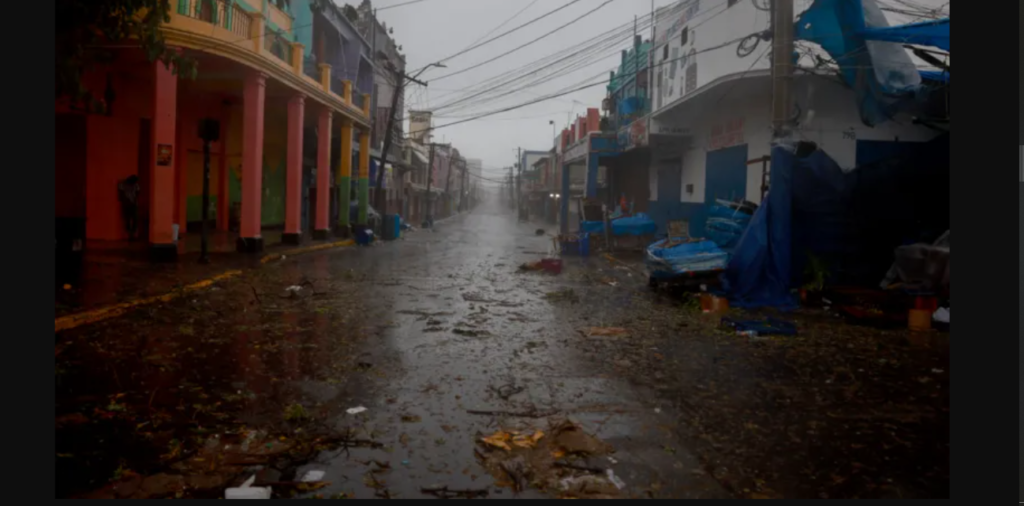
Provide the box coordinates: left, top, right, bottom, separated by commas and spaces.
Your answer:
723, 134, 950, 309
861, 18, 949, 51
646, 239, 730, 280
795, 0, 930, 126
580, 213, 657, 236
723, 146, 796, 309
919, 70, 949, 83
706, 205, 754, 251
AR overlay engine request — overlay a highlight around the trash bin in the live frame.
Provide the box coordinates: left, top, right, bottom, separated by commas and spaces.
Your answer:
382, 214, 401, 241
353, 224, 374, 246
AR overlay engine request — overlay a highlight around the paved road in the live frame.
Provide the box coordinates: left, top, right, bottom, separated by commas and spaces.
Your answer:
56, 199, 726, 499
57, 197, 948, 499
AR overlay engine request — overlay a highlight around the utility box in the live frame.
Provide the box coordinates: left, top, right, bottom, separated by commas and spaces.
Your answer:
382, 214, 401, 241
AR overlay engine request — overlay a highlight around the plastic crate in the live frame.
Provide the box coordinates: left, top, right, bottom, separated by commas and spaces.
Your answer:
559, 233, 590, 257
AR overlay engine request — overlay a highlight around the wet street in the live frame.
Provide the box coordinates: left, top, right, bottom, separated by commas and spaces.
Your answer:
55, 199, 949, 500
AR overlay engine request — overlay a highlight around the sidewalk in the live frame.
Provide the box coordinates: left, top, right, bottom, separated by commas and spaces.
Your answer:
55, 234, 354, 322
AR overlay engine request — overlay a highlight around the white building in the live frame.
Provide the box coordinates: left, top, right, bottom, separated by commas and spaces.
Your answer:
646, 0, 946, 237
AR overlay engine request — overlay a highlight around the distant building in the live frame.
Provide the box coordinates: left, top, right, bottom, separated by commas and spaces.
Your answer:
408, 110, 433, 144
641, 0, 942, 237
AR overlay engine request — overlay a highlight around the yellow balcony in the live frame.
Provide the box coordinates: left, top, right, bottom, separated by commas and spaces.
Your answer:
164, 0, 369, 124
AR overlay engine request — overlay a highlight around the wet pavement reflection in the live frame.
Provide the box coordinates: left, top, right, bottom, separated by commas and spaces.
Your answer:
55, 199, 948, 499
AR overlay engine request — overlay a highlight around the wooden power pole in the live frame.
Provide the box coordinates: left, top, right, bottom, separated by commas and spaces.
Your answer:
770, 0, 795, 138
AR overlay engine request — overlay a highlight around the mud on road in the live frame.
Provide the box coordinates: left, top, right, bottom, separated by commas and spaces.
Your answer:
55, 201, 948, 499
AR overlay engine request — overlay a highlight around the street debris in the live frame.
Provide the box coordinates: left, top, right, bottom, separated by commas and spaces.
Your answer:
299, 470, 325, 483
720, 317, 798, 338
421, 486, 489, 499
225, 475, 271, 500
475, 419, 620, 498
519, 261, 544, 272
346, 406, 368, 415
489, 383, 526, 401
480, 429, 546, 451
580, 327, 629, 338
519, 258, 563, 275
544, 288, 579, 303
467, 407, 558, 419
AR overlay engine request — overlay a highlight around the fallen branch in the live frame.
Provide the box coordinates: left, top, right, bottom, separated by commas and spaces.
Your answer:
554, 461, 606, 474
467, 408, 558, 419
420, 486, 490, 499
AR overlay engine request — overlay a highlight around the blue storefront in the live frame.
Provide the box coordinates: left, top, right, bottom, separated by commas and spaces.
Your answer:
559, 133, 619, 235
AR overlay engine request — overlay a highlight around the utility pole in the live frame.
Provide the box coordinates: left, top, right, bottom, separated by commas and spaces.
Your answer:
373, 59, 444, 217
425, 142, 436, 226
424, 142, 450, 226
507, 167, 514, 208
516, 147, 522, 212
444, 152, 454, 217
770, 0, 795, 138
459, 159, 468, 212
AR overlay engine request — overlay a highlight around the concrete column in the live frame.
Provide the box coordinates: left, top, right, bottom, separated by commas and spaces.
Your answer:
560, 163, 571, 236
251, 13, 265, 53
217, 118, 229, 232
314, 109, 332, 239
585, 153, 599, 198
318, 64, 331, 92
337, 119, 353, 232
342, 80, 352, 105
284, 94, 305, 245
357, 130, 370, 225
238, 72, 266, 253
150, 60, 179, 261
175, 119, 187, 239
291, 43, 304, 75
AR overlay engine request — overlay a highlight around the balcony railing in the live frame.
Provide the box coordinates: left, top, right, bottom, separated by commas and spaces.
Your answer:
231, 3, 252, 39
267, 1, 293, 33
178, 0, 229, 29
264, 30, 292, 66
167, 1, 369, 120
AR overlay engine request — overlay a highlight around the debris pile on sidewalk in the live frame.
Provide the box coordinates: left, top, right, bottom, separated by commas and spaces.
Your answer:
475, 420, 621, 499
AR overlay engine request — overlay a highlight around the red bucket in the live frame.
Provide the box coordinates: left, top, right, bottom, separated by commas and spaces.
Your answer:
540, 258, 563, 275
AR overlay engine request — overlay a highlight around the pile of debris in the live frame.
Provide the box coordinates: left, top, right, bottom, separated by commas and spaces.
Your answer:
475, 420, 625, 499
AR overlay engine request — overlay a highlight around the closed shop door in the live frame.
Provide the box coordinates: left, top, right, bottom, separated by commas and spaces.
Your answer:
705, 144, 749, 205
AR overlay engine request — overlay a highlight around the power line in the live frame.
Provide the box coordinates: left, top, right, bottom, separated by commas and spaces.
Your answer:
377, 0, 433, 11
461, 0, 542, 50
410, 0, 588, 72
431, 12, 654, 112
426, 15, 648, 105
431, 0, 619, 83
434, 29, 638, 114
429, 0, 731, 113
408, 31, 767, 138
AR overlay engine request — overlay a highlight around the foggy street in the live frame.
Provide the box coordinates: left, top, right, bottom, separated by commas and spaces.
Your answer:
56, 198, 948, 500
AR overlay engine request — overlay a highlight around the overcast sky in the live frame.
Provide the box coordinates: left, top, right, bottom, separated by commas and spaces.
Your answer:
361, 0, 948, 183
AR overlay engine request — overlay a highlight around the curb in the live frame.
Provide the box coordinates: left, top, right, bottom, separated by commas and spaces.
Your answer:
261, 239, 355, 264
55, 239, 356, 334
54, 270, 243, 333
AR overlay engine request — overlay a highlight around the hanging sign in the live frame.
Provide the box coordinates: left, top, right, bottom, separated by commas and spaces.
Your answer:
156, 144, 173, 166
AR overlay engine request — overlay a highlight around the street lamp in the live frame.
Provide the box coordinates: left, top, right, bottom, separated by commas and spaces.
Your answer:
410, 62, 446, 81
